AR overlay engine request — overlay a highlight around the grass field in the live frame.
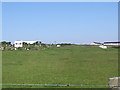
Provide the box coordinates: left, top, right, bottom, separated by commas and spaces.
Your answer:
2, 45, 118, 88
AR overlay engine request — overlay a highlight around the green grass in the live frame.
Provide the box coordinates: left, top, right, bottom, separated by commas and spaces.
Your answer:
2, 45, 118, 88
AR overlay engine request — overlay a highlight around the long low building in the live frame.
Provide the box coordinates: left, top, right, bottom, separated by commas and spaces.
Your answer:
104, 42, 120, 45
14, 41, 38, 47
91, 41, 120, 46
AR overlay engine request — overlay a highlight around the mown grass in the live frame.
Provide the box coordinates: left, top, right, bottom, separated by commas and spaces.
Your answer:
2, 45, 118, 88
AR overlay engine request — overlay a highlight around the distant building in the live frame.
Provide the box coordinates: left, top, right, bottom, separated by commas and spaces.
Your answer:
14, 41, 38, 47
91, 41, 120, 46
104, 42, 120, 46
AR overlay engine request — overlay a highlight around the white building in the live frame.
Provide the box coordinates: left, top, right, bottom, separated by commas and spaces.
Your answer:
14, 41, 37, 48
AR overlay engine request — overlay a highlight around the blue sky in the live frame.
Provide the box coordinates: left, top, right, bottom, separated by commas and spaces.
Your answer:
2, 2, 118, 44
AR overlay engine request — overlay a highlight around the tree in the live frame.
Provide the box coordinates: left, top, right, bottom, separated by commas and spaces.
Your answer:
33, 41, 42, 47
6, 42, 11, 46
1, 41, 7, 47
23, 42, 28, 49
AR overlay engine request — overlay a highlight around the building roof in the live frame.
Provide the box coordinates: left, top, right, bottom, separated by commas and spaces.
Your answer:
104, 42, 120, 44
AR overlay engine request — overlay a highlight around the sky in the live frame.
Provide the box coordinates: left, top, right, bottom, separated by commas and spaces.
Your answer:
2, 2, 118, 44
